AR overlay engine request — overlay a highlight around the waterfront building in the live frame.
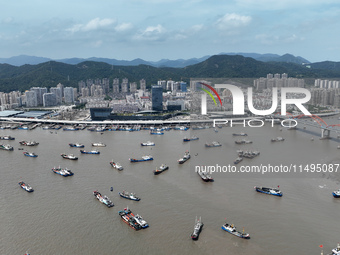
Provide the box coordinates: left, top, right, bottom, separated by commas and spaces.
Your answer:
43, 93, 57, 107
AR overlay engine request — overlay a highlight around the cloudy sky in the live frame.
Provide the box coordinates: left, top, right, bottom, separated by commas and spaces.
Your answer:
1, 0, 340, 62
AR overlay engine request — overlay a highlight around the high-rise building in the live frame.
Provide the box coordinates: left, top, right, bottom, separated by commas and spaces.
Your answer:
78, 80, 86, 95
64, 87, 74, 104
102, 78, 110, 94
180, 82, 187, 92
57, 83, 64, 97
121, 78, 129, 93
151, 85, 163, 111
130, 82, 137, 93
140, 79, 146, 91
25, 91, 38, 107
50, 87, 62, 104
30, 87, 47, 106
113, 78, 120, 93
43, 93, 57, 107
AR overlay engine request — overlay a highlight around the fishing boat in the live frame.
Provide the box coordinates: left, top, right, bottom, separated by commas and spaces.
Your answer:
271, 137, 285, 142
80, 149, 100, 154
178, 151, 190, 164
134, 214, 149, 228
150, 131, 164, 135
235, 139, 252, 144
110, 161, 123, 170
153, 164, 169, 175
61, 153, 78, 160
52, 166, 74, 177
331, 243, 340, 254
93, 190, 114, 207
63, 126, 79, 131
0, 144, 14, 151
232, 133, 247, 136
255, 186, 282, 197
183, 136, 199, 142
18, 181, 34, 192
205, 141, 222, 147
332, 189, 340, 198
197, 170, 214, 182
141, 141, 155, 146
119, 191, 141, 201
221, 222, 250, 239
19, 140, 39, 146
129, 155, 153, 162
0, 135, 15, 140
191, 217, 203, 240
174, 126, 189, 131
92, 142, 106, 147
234, 157, 243, 164
118, 208, 142, 230
23, 151, 38, 157
69, 143, 85, 148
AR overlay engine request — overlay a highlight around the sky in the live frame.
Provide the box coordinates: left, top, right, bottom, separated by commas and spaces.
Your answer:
1, 0, 340, 63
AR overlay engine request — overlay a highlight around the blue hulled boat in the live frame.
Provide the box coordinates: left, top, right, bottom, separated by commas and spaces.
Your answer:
23, 151, 38, 157
255, 186, 282, 197
332, 189, 340, 198
221, 222, 250, 239
80, 149, 100, 154
69, 143, 85, 148
19, 181, 34, 192
129, 155, 153, 162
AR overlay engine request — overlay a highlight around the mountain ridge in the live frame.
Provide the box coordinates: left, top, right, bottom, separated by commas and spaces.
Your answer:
1, 54, 340, 93
0, 52, 312, 67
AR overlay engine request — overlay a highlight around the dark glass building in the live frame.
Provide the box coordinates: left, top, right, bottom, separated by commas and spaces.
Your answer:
151, 85, 163, 111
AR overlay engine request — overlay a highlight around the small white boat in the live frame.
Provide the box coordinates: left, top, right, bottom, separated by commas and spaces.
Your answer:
92, 142, 106, 147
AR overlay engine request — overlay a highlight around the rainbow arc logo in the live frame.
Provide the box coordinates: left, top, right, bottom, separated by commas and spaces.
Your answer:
199, 82, 223, 107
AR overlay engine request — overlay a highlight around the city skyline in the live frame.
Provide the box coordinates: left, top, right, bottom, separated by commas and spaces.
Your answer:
1, 0, 340, 63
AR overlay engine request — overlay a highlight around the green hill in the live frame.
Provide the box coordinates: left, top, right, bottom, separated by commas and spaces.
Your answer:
1, 55, 340, 93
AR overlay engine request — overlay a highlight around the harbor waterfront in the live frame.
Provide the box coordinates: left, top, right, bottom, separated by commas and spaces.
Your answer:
1, 116, 340, 255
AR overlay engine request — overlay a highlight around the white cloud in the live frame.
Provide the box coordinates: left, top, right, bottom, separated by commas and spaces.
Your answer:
135, 24, 166, 40
115, 23, 133, 32
215, 13, 252, 31
83, 18, 115, 31
66, 18, 115, 33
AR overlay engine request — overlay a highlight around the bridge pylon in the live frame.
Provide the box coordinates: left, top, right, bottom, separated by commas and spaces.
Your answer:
321, 128, 330, 139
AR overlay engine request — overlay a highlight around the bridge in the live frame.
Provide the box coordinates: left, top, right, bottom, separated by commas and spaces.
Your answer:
272, 112, 340, 139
